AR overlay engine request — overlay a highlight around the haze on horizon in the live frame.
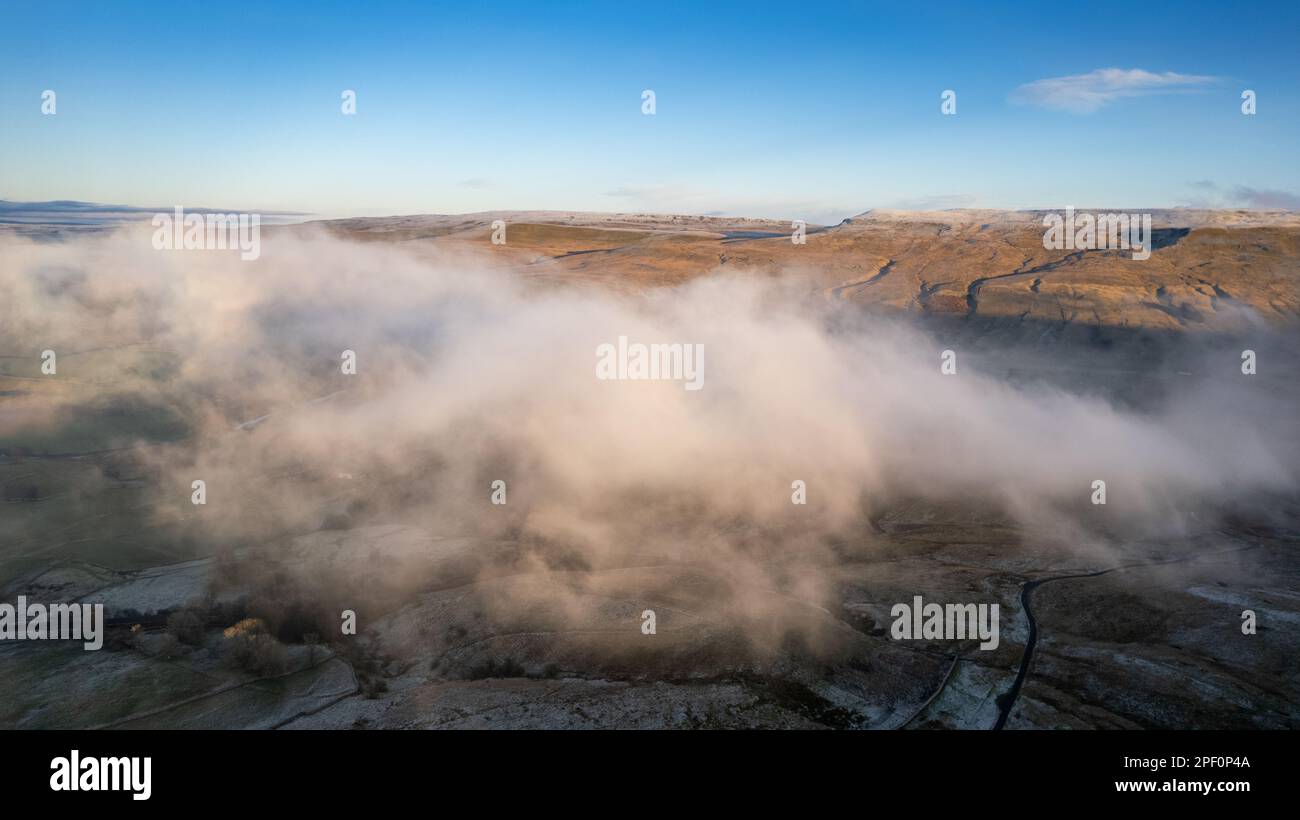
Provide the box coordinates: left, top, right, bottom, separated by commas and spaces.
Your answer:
2, 0, 1298, 224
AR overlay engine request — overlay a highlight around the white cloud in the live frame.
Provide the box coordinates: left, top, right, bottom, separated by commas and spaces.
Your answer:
603, 183, 704, 203
1010, 68, 1218, 113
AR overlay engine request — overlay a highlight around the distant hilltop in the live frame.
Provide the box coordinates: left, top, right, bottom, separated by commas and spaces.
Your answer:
293, 206, 1300, 334
849, 208, 1300, 229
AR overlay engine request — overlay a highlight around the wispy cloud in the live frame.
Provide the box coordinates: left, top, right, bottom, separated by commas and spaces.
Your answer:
603, 183, 702, 203
1010, 68, 1218, 113
1182, 181, 1300, 210
1231, 186, 1300, 210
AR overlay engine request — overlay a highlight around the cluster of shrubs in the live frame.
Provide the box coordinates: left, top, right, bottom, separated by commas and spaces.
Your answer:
166, 607, 206, 645
141, 571, 404, 700
149, 604, 290, 676
465, 658, 560, 680
220, 618, 289, 676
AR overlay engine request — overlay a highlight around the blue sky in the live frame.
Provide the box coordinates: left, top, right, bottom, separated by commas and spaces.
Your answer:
1, 0, 1297, 222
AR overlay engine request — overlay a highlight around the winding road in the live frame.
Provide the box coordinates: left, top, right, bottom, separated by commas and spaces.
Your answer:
992, 536, 1265, 730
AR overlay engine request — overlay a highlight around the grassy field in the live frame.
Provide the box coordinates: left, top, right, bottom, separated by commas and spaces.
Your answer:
0, 345, 199, 584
